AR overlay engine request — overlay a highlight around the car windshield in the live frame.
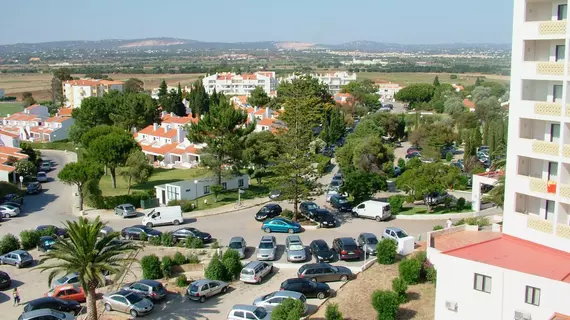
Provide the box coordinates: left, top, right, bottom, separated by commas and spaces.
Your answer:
259, 242, 274, 249
331, 266, 339, 273
366, 237, 378, 245
38, 173, 46, 177
229, 242, 243, 249
241, 269, 254, 275
330, 181, 339, 187
262, 292, 275, 300
396, 230, 408, 238
142, 227, 154, 233
125, 293, 143, 304
337, 198, 349, 204
315, 243, 329, 251
189, 285, 199, 293
57, 275, 70, 283
44, 239, 56, 246
306, 203, 318, 210
289, 244, 304, 251
124, 205, 135, 211
254, 307, 268, 318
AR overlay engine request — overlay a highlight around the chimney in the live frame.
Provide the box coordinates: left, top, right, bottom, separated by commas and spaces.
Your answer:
170, 112, 174, 117
254, 106, 258, 113
161, 111, 167, 118
164, 124, 169, 133
176, 126, 184, 142
153, 123, 158, 131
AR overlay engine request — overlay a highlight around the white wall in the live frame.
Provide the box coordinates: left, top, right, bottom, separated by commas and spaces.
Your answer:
0, 170, 10, 182
156, 174, 250, 204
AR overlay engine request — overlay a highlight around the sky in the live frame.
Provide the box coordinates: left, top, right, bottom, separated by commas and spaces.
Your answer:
0, 0, 514, 45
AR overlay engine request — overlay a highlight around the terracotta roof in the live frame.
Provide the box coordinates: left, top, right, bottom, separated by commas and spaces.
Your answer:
0, 164, 15, 173
140, 143, 178, 155
254, 108, 266, 115
463, 99, 475, 108
24, 104, 42, 111
162, 114, 198, 125
171, 144, 201, 155
444, 234, 570, 283
217, 74, 233, 81
46, 116, 70, 123
57, 108, 73, 117
65, 79, 124, 86
241, 73, 257, 80
4, 112, 41, 122
30, 127, 54, 134
0, 130, 19, 138
257, 118, 275, 126
137, 125, 178, 139
256, 72, 275, 78
551, 313, 570, 320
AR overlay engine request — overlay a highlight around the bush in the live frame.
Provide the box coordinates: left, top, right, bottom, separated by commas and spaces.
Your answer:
172, 252, 187, 265
271, 298, 305, 320
187, 254, 200, 264
175, 274, 188, 287
161, 232, 175, 247
20, 230, 41, 250
185, 237, 204, 249
397, 158, 406, 171
168, 199, 194, 212
281, 209, 294, 220
376, 239, 397, 265
425, 263, 437, 283
414, 251, 427, 265
222, 249, 243, 281
141, 254, 163, 279
450, 74, 458, 79
91, 192, 150, 209
392, 277, 408, 304
315, 154, 331, 174
149, 236, 162, 246
445, 151, 453, 162
388, 195, 406, 215
399, 258, 423, 285
161, 256, 174, 279
325, 303, 344, 320
432, 225, 444, 231
371, 290, 400, 320
455, 197, 466, 211
204, 253, 229, 281
0, 234, 20, 255
139, 232, 148, 242
453, 218, 466, 226
211, 240, 220, 249
36, 226, 56, 237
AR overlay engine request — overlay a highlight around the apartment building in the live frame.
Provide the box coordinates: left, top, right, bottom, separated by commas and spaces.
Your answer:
282, 72, 357, 94
202, 71, 277, 96
0, 105, 73, 142
376, 82, 403, 103
63, 79, 124, 108
429, 1, 570, 320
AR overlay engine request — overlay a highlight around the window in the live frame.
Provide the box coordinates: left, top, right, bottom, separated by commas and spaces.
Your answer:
548, 162, 558, 180
233, 311, 244, 318
551, 123, 561, 142
238, 179, 244, 187
546, 200, 555, 221
203, 185, 210, 194
553, 85, 563, 102
222, 182, 227, 190
525, 286, 540, 306
166, 186, 180, 200
559, 4, 567, 21
556, 45, 566, 61
474, 273, 492, 293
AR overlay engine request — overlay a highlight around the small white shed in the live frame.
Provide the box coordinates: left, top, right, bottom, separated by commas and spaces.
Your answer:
155, 174, 250, 205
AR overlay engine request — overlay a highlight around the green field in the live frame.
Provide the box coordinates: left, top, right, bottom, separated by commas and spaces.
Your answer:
0, 102, 24, 116
356, 72, 510, 86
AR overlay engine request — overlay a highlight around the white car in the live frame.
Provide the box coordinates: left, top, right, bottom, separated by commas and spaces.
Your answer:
0, 205, 20, 217
37, 171, 48, 182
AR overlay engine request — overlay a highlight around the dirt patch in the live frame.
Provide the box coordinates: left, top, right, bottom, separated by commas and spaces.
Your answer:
308, 263, 435, 320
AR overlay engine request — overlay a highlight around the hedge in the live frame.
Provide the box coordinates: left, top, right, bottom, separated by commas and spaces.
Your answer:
371, 290, 400, 320
90, 192, 151, 210
0, 182, 24, 198
20, 230, 41, 250
168, 199, 194, 212
315, 154, 332, 174
376, 239, 397, 265
398, 258, 423, 285
0, 234, 20, 255
141, 254, 163, 279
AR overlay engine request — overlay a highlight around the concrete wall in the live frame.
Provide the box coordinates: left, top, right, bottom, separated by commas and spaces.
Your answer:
156, 174, 250, 205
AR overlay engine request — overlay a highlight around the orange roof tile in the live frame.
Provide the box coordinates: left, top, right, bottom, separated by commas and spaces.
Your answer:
141, 143, 178, 155
57, 108, 73, 117
162, 114, 198, 125
463, 99, 475, 108
551, 313, 570, 320
0, 130, 19, 138
46, 116, 70, 123
4, 112, 41, 121
257, 118, 275, 126
30, 127, 54, 134
137, 125, 178, 139
0, 164, 15, 173
254, 108, 266, 115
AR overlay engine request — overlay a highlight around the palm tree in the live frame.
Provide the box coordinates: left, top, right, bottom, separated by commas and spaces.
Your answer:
37, 217, 141, 320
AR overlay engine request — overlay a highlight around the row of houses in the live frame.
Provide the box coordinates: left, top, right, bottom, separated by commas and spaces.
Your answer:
0, 130, 29, 182
0, 105, 74, 143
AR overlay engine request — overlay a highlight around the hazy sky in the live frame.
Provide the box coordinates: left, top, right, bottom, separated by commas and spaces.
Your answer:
0, 0, 514, 45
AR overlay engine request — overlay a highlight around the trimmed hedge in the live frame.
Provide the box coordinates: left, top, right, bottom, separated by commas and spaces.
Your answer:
398, 257, 423, 285
0, 234, 20, 255
222, 249, 243, 281
90, 192, 150, 210
377, 239, 397, 265
204, 252, 228, 281
0, 182, 24, 198
20, 230, 41, 250
168, 199, 194, 212
371, 290, 400, 320
161, 256, 174, 279
392, 277, 408, 303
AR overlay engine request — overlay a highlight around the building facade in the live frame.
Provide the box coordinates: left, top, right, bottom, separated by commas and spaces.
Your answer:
154, 174, 249, 205
376, 83, 403, 103
282, 72, 357, 94
0, 131, 28, 182
63, 79, 124, 108
0, 105, 73, 142
202, 71, 277, 96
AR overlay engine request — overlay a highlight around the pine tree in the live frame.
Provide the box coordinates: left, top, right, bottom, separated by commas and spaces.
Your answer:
158, 80, 168, 100
482, 121, 489, 145
473, 127, 483, 149
210, 89, 220, 108
433, 76, 440, 86
475, 77, 482, 86
187, 79, 210, 116
463, 131, 473, 161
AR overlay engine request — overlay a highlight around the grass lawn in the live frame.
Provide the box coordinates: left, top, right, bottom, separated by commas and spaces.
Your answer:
0, 102, 24, 116
396, 204, 473, 215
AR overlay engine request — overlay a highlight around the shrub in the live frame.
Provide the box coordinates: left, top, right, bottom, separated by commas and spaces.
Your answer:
453, 218, 466, 226
91, 192, 150, 209
399, 258, 423, 285
325, 303, 344, 320
20, 230, 41, 250
376, 239, 397, 265
315, 154, 332, 174
397, 158, 406, 171
456, 197, 466, 211
211, 240, 220, 249
172, 252, 187, 265
477, 217, 490, 227
37, 226, 56, 237
187, 254, 200, 264
432, 225, 444, 231
271, 298, 305, 320
149, 236, 162, 246
392, 277, 408, 304
371, 290, 400, 320
388, 195, 406, 215
0, 234, 20, 255
425, 263, 437, 283
161, 256, 174, 279
161, 233, 175, 247
445, 151, 453, 162
139, 232, 148, 242
175, 274, 188, 287
204, 253, 229, 281
169, 199, 195, 212
141, 254, 163, 279
450, 74, 458, 79
281, 209, 294, 220
185, 237, 204, 249
222, 249, 243, 281
414, 251, 427, 265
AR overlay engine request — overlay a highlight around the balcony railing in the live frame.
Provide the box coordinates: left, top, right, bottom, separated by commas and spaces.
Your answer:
564, 145, 570, 158
536, 62, 565, 76
532, 140, 560, 156
556, 223, 570, 239
528, 177, 551, 194
560, 183, 570, 199
527, 215, 554, 234
539, 20, 567, 36
534, 102, 562, 117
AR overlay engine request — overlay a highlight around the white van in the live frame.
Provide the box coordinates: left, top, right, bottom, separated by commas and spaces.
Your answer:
352, 200, 391, 222
142, 206, 183, 227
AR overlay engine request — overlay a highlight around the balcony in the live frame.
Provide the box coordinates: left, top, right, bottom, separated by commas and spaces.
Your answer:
522, 21, 568, 40
532, 140, 560, 156
560, 183, 570, 199
556, 223, 570, 239
527, 215, 554, 234
517, 138, 560, 160
521, 62, 565, 79
534, 101, 563, 117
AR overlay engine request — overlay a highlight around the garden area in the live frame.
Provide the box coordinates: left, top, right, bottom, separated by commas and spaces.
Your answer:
387, 194, 472, 216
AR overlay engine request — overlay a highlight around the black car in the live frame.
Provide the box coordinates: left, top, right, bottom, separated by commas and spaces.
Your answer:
297, 263, 352, 283
121, 225, 162, 240
171, 227, 212, 243
406, 151, 421, 160
312, 209, 336, 228
26, 182, 42, 195
332, 237, 361, 261
279, 278, 331, 299
2, 194, 23, 205
299, 201, 319, 219
329, 195, 352, 212
24, 297, 82, 315
309, 239, 335, 263
0, 271, 11, 290
255, 203, 282, 221
37, 236, 56, 252
35, 225, 68, 238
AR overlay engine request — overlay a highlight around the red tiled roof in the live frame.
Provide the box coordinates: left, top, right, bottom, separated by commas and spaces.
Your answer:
162, 114, 198, 125
137, 125, 178, 139
257, 118, 275, 126
4, 112, 41, 121
551, 313, 570, 320
254, 108, 266, 115
444, 234, 570, 283
140, 143, 178, 155
0, 130, 19, 138
463, 99, 475, 108
171, 145, 201, 155
46, 116, 70, 123
57, 108, 73, 117
30, 127, 54, 134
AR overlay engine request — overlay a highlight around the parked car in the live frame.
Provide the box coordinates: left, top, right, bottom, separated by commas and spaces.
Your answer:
329, 180, 341, 190
0, 271, 11, 290
51, 272, 80, 288
309, 239, 335, 263
268, 190, 281, 200
2, 194, 23, 205
423, 192, 456, 206
40, 161, 52, 172
477, 146, 489, 153
240, 261, 273, 284
36, 225, 68, 238
38, 236, 56, 252
450, 161, 464, 171
103, 290, 154, 318
24, 297, 82, 315
406, 151, 421, 160
261, 217, 302, 234
26, 182, 42, 194
227, 305, 270, 320
407, 146, 422, 154
36, 171, 48, 182
2, 201, 21, 209
114, 204, 138, 218
312, 209, 336, 228
255, 203, 282, 221
329, 195, 352, 212
299, 201, 319, 219
332, 237, 361, 261
45, 284, 86, 303
297, 263, 352, 282
121, 225, 162, 240
142, 206, 183, 227
352, 200, 391, 222
326, 188, 339, 202
253, 290, 308, 313
357, 233, 379, 256
279, 278, 331, 299
122, 280, 167, 301
186, 279, 229, 303
228, 236, 247, 259
285, 235, 306, 262
332, 172, 343, 183
0, 250, 33, 268
18, 309, 75, 320
382, 227, 410, 243
171, 227, 212, 243
99, 226, 114, 237
256, 236, 277, 261
0, 204, 20, 217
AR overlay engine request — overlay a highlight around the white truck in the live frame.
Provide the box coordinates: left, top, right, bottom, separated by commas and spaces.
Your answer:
352, 200, 392, 222
142, 206, 183, 227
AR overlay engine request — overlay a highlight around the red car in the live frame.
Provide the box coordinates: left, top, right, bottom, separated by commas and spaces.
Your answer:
45, 284, 86, 303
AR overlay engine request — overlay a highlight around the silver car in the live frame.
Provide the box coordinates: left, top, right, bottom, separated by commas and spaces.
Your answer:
114, 204, 138, 218
357, 233, 379, 256
227, 304, 270, 320
285, 235, 306, 262
253, 290, 308, 313
229, 236, 247, 259
103, 290, 154, 318
186, 279, 229, 303
0, 250, 33, 268
18, 309, 74, 320
51, 272, 80, 288
256, 236, 276, 261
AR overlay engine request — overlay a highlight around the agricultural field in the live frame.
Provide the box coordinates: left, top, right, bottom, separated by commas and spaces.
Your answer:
0, 102, 24, 116
357, 72, 510, 86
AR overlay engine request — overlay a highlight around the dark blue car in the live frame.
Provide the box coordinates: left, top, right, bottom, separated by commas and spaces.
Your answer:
261, 218, 302, 234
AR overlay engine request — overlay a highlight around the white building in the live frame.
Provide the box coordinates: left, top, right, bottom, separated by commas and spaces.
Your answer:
63, 79, 124, 108
429, 1, 570, 320
0, 105, 73, 142
154, 174, 249, 205
281, 72, 357, 94
376, 83, 403, 103
202, 71, 277, 96
0, 131, 27, 182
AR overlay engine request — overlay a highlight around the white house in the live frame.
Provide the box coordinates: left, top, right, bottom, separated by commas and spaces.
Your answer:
29, 115, 75, 142
376, 83, 403, 103
0, 131, 28, 182
281, 72, 357, 94
202, 71, 277, 96
154, 174, 249, 205
0, 105, 73, 142
63, 79, 124, 108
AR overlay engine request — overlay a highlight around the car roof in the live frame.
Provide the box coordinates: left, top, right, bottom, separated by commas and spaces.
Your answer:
273, 290, 303, 299
108, 289, 133, 297
337, 237, 357, 245
303, 262, 332, 269
28, 296, 65, 305
301, 201, 317, 205
129, 225, 145, 229
260, 235, 275, 242
191, 279, 214, 286
287, 235, 301, 242
20, 309, 62, 317
243, 261, 266, 268
360, 233, 377, 239
314, 208, 330, 214
385, 227, 405, 233
119, 203, 134, 207
231, 304, 260, 312
264, 203, 279, 208
230, 236, 244, 242
311, 239, 328, 246
39, 236, 55, 240
12, 249, 27, 255
137, 279, 160, 285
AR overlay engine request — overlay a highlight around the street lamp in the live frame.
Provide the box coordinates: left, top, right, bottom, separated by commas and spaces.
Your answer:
194, 180, 198, 208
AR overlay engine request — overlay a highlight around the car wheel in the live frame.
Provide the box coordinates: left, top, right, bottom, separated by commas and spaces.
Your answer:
173, 220, 180, 225
199, 296, 206, 303
130, 309, 138, 317
104, 303, 112, 312
375, 216, 381, 222
146, 222, 153, 228
0, 259, 3, 265
257, 277, 262, 284
288, 228, 294, 234
221, 286, 228, 294
317, 292, 326, 299
264, 227, 271, 233
127, 235, 133, 240
353, 212, 359, 218
340, 275, 348, 282
16, 263, 21, 269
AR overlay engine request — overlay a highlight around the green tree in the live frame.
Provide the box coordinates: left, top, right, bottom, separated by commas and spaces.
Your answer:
70, 94, 116, 143
210, 89, 221, 107
409, 123, 455, 158
247, 86, 271, 107
341, 79, 381, 111
395, 83, 435, 109
475, 77, 483, 86
187, 98, 254, 185
18, 142, 41, 165
320, 107, 346, 145
187, 79, 210, 116
58, 161, 103, 210
15, 159, 36, 178
372, 290, 400, 320
370, 113, 406, 141
325, 303, 344, 320
271, 298, 305, 320
81, 125, 124, 149
484, 175, 505, 208
110, 93, 160, 131
471, 86, 492, 105
37, 217, 140, 320
123, 78, 145, 94
443, 96, 467, 118
433, 76, 440, 86
244, 131, 280, 184
51, 68, 73, 106
204, 252, 228, 281
88, 131, 139, 188
120, 150, 153, 194
341, 171, 386, 204
22, 92, 36, 107
157, 79, 168, 101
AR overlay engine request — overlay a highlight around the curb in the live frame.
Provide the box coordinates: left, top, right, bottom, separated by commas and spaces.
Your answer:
393, 208, 501, 220
186, 199, 272, 219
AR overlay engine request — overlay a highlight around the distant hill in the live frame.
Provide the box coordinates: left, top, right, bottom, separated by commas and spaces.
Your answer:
319, 40, 511, 52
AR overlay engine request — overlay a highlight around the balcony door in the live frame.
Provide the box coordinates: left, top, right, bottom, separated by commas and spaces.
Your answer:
546, 200, 555, 221
553, 85, 563, 103
559, 4, 568, 21
556, 45, 566, 61
550, 123, 561, 142
548, 161, 559, 180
